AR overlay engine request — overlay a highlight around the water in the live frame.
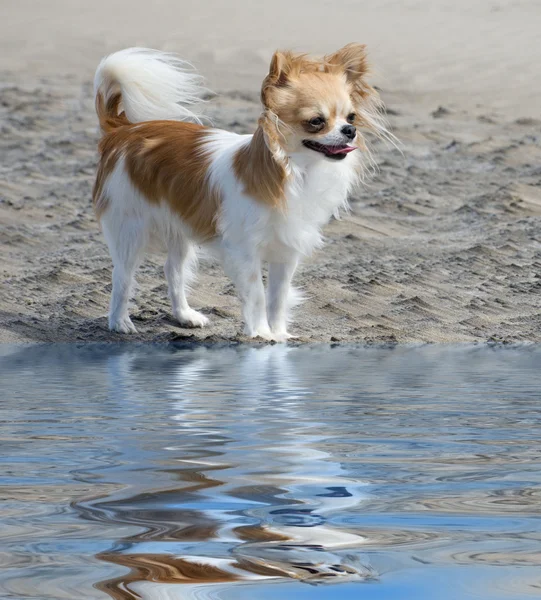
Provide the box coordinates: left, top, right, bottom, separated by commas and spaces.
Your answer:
1, 344, 540, 600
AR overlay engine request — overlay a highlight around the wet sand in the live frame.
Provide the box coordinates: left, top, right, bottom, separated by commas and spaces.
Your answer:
1, 0, 540, 343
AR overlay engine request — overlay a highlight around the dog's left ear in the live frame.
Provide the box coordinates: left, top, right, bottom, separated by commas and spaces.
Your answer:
261, 51, 293, 108
326, 43, 369, 83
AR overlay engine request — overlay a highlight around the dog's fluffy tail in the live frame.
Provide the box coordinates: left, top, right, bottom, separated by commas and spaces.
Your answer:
94, 47, 207, 133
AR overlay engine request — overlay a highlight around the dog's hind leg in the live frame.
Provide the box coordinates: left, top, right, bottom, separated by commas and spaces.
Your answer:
101, 213, 146, 333
165, 240, 209, 328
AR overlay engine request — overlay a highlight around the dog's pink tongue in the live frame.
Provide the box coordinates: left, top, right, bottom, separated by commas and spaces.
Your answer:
327, 145, 357, 155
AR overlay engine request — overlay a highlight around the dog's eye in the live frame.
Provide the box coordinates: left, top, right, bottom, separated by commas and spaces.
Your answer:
346, 113, 356, 123
308, 116, 325, 128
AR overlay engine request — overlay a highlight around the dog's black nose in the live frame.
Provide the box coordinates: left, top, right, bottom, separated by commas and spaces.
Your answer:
341, 124, 356, 140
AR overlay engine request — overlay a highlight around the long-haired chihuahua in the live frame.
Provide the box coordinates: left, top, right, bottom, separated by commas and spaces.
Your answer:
92, 44, 390, 340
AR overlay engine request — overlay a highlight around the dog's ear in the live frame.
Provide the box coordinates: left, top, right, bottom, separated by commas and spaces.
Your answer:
268, 51, 290, 87
261, 51, 292, 107
325, 43, 369, 83
259, 109, 286, 158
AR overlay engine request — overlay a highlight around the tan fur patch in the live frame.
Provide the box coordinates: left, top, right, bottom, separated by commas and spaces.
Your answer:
233, 123, 288, 208
95, 92, 129, 133
93, 95, 221, 240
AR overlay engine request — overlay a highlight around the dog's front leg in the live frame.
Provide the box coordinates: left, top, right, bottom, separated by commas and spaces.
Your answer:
222, 246, 272, 339
267, 254, 299, 342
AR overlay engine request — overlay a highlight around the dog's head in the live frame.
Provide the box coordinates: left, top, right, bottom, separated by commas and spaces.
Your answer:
259, 44, 383, 165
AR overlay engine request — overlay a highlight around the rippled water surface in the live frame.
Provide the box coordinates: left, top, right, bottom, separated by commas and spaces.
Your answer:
1, 344, 540, 599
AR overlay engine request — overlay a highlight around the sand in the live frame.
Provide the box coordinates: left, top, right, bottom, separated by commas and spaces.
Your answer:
1, 0, 540, 343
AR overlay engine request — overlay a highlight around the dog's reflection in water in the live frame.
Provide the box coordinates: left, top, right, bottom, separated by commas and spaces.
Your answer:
94, 346, 376, 598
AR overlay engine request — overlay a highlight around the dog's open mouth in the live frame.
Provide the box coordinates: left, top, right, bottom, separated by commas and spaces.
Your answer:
302, 140, 357, 160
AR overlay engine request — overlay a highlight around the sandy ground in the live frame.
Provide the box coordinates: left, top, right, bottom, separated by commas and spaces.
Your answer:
1, 0, 541, 343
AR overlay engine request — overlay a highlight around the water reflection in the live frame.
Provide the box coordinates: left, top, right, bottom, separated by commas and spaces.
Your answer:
1, 344, 540, 599
93, 346, 377, 596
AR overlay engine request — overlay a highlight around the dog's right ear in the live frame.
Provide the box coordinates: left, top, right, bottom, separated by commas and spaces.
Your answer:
268, 51, 290, 87
261, 51, 292, 107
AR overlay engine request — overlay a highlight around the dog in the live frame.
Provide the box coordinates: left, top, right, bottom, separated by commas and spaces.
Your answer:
92, 44, 389, 340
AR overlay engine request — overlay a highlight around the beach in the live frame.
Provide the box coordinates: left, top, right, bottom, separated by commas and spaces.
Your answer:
1, 0, 540, 343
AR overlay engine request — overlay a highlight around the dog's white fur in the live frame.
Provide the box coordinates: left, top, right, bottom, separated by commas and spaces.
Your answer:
94, 48, 380, 340
94, 48, 206, 124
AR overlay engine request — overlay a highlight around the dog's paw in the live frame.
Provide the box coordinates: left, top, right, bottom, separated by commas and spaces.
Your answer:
271, 331, 296, 343
244, 325, 273, 341
176, 309, 210, 328
109, 316, 137, 334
